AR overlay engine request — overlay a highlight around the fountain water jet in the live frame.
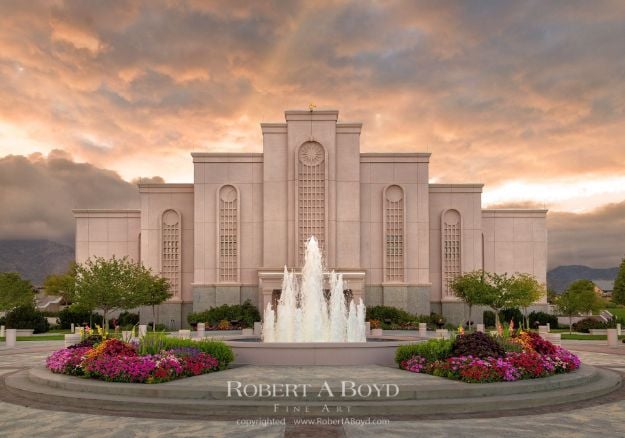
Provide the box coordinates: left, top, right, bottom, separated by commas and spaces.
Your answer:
263, 236, 366, 342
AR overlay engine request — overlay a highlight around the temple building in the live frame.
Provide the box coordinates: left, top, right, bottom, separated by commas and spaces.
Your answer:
74, 109, 548, 328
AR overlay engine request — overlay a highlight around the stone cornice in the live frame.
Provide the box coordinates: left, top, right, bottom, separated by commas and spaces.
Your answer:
360, 153, 431, 163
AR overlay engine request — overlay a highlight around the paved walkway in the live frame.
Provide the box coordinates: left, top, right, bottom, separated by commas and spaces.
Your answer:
0, 340, 625, 437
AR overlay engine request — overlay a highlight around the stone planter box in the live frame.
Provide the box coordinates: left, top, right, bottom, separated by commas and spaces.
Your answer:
371, 328, 383, 336
589, 329, 608, 335
64, 333, 82, 347
16, 329, 34, 337
241, 328, 253, 336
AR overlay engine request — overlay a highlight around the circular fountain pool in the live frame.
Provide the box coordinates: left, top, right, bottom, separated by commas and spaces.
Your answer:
223, 335, 423, 366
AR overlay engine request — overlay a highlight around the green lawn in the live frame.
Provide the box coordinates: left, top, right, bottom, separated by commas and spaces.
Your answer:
0, 335, 65, 341
607, 307, 625, 320
560, 333, 625, 341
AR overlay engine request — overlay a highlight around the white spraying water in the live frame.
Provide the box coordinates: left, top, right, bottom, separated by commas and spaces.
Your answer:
262, 236, 366, 343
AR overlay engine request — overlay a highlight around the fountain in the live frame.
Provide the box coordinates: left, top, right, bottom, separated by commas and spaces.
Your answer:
263, 236, 366, 342
222, 236, 420, 365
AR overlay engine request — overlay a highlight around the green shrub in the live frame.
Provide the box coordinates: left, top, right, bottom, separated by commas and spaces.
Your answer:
500, 308, 524, 326
452, 332, 505, 358
366, 305, 417, 325
572, 318, 611, 333
138, 334, 234, 369
528, 311, 559, 329
5, 305, 49, 333
0, 316, 5, 326
483, 310, 496, 327
112, 311, 139, 328
58, 306, 103, 329
187, 300, 260, 328
395, 339, 454, 365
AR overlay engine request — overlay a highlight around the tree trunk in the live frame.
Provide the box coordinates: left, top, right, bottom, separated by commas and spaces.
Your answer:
152, 304, 157, 332
569, 315, 573, 335
494, 308, 500, 328
468, 304, 473, 332
102, 309, 108, 336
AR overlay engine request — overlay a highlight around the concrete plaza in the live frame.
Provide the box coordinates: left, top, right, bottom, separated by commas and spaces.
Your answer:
1, 340, 625, 437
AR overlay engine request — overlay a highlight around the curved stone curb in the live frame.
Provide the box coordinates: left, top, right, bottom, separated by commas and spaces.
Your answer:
3, 365, 621, 418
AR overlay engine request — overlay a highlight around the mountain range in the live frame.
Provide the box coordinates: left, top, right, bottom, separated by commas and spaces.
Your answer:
0, 240, 74, 285
0, 239, 620, 291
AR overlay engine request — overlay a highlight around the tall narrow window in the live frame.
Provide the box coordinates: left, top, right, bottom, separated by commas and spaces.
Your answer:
442, 209, 462, 297
297, 141, 326, 265
218, 185, 239, 282
161, 210, 181, 298
384, 185, 405, 282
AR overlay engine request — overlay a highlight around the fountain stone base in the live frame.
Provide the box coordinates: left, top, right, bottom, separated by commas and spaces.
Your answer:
224, 336, 422, 366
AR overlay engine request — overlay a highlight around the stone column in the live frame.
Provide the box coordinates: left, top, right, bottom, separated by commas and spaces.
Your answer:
6, 329, 17, 348
607, 328, 618, 347
196, 323, 205, 339
418, 323, 427, 337
253, 322, 263, 337
70, 323, 75, 334
617, 323, 622, 336
476, 324, 485, 333
0, 325, 5, 338
138, 325, 148, 337
64, 333, 81, 347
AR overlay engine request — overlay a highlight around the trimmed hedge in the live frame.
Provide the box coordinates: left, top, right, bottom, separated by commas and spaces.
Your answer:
187, 300, 260, 328
528, 311, 559, 329
572, 317, 611, 333
366, 305, 415, 324
58, 306, 103, 329
395, 339, 454, 365
5, 305, 49, 333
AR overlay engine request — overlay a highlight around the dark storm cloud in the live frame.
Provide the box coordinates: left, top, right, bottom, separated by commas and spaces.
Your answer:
1, 0, 625, 266
0, 151, 161, 242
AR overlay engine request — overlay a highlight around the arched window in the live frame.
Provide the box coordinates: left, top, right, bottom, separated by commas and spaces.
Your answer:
161, 209, 181, 298
442, 209, 462, 297
384, 185, 405, 282
218, 185, 239, 282
297, 141, 326, 265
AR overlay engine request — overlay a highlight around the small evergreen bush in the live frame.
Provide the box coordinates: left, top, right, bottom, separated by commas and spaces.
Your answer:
5, 305, 49, 333
572, 318, 611, 333
366, 305, 416, 325
58, 306, 103, 329
528, 311, 559, 329
483, 310, 496, 327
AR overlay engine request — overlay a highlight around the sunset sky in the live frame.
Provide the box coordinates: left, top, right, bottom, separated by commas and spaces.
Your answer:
1, 0, 624, 268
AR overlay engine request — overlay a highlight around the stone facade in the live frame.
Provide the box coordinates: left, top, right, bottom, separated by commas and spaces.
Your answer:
73, 109, 548, 328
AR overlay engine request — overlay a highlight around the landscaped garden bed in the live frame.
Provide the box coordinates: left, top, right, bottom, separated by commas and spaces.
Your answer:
396, 331, 580, 383
46, 333, 234, 384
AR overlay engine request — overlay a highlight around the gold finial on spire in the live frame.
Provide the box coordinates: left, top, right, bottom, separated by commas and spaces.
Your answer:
309, 103, 316, 112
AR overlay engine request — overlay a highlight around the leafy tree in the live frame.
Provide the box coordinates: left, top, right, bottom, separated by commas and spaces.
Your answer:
482, 272, 520, 327
557, 279, 603, 334
451, 270, 495, 331
43, 261, 77, 305
612, 256, 625, 305
0, 272, 34, 312
135, 268, 172, 331
508, 273, 546, 329
73, 256, 146, 331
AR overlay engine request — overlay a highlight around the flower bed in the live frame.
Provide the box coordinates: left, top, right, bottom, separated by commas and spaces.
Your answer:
397, 331, 580, 383
46, 336, 233, 384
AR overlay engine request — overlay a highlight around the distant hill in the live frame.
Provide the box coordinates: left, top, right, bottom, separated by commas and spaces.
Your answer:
0, 240, 74, 285
547, 265, 619, 293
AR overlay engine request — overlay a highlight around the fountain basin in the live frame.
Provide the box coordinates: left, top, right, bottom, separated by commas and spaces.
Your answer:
224, 336, 423, 366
